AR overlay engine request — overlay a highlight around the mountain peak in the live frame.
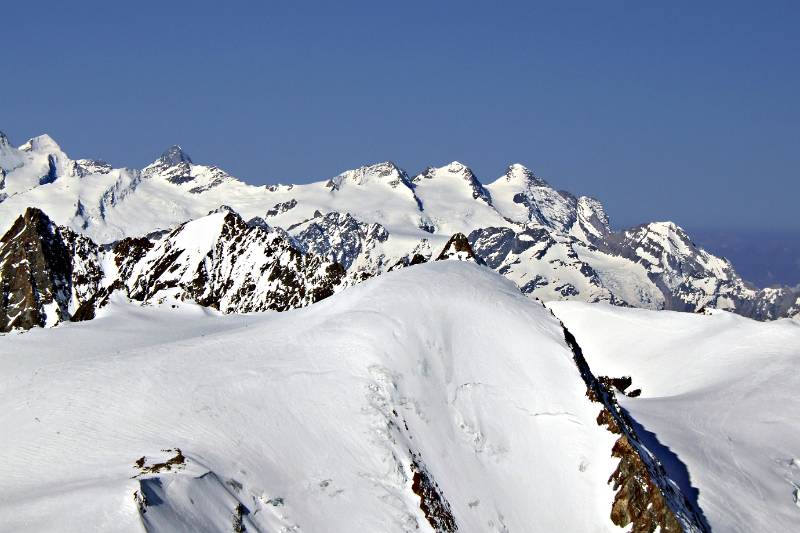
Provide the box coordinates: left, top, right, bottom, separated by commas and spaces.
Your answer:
445, 161, 473, 176
504, 163, 548, 187
0, 131, 9, 148
159, 145, 193, 166
435, 233, 485, 264
350, 161, 405, 181
0, 207, 72, 332
19, 134, 62, 154
326, 161, 412, 191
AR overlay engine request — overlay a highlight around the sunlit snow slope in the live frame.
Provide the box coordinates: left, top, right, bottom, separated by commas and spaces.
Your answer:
550, 301, 800, 533
0, 262, 623, 532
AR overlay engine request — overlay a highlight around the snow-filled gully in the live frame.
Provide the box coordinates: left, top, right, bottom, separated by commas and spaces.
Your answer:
557, 317, 711, 533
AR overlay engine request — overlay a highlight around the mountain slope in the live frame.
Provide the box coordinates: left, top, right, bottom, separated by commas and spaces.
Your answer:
0, 262, 636, 532
550, 301, 800, 533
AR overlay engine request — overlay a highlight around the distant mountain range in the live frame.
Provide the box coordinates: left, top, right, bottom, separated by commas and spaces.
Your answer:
1, 131, 798, 332
688, 227, 800, 288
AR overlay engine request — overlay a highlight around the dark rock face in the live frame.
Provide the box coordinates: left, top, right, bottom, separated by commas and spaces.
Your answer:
410, 455, 458, 532
265, 199, 297, 217
559, 320, 710, 533
436, 233, 484, 265
295, 212, 389, 271
124, 211, 345, 313
2, 208, 346, 332
0, 208, 108, 332
388, 253, 429, 272
0, 208, 73, 331
159, 145, 193, 166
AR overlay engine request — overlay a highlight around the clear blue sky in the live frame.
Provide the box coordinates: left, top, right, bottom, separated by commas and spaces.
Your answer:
2, 1, 798, 230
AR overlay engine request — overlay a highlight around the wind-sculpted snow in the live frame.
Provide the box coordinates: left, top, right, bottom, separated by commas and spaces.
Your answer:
550, 301, 800, 532
0, 262, 664, 532
0, 130, 797, 320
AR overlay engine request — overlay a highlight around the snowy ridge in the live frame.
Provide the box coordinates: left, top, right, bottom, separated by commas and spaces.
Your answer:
0, 130, 797, 320
550, 301, 800, 532
0, 261, 710, 532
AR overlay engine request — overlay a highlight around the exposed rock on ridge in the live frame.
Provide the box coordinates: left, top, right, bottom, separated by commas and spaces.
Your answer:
0, 207, 345, 332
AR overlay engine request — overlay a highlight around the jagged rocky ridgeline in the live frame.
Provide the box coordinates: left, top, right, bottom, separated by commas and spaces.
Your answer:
0, 207, 346, 332
1, 131, 798, 327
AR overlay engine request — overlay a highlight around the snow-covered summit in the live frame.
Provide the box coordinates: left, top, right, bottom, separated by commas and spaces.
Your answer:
0, 130, 796, 320
326, 161, 412, 190
19, 133, 63, 154
501, 162, 549, 188
414, 161, 492, 203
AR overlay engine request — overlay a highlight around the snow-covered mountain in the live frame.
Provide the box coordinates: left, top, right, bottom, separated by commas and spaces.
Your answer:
550, 300, 800, 532
2, 128, 799, 531
0, 261, 716, 532
1, 131, 797, 323
0, 207, 344, 332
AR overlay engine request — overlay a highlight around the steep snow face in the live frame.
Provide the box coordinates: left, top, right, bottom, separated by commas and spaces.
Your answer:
619, 222, 733, 285
550, 301, 800, 533
572, 196, 611, 243
263, 161, 427, 238
0, 262, 623, 532
486, 164, 578, 232
604, 221, 798, 319
411, 162, 508, 235
0, 134, 70, 195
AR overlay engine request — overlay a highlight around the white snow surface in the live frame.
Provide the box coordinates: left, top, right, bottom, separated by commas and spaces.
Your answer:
0, 262, 622, 532
549, 301, 800, 533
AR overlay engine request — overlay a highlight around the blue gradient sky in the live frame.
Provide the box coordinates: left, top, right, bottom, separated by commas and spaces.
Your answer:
2, 1, 798, 231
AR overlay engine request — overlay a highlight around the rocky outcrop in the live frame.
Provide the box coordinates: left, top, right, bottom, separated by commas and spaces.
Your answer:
124, 210, 345, 313
0, 208, 73, 331
436, 233, 484, 264
410, 454, 458, 532
2, 207, 346, 332
0, 208, 110, 332
294, 212, 389, 270
560, 321, 710, 533
468, 226, 620, 303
